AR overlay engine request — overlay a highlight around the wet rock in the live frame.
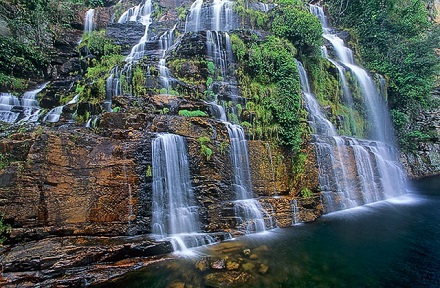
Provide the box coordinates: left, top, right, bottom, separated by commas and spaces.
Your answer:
241, 262, 255, 272
210, 258, 226, 270
167, 280, 186, 288
258, 263, 269, 275
242, 249, 251, 256
249, 254, 258, 260
225, 260, 240, 271
195, 258, 209, 272
204, 271, 254, 288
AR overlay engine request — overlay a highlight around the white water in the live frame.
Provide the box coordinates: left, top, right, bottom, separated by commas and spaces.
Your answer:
0, 93, 20, 123
105, 66, 122, 111
158, 26, 177, 93
19, 82, 49, 122
43, 106, 64, 123
185, 0, 204, 33
310, 4, 395, 143
184, 0, 236, 32
200, 20, 272, 232
84, 9, 95, 35
296, 58, 406, 213
122, 0, 153, 62
152, 134, 214, 252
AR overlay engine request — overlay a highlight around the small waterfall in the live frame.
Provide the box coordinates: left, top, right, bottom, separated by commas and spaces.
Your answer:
122, 0, 153, 62
0, 93, 20, 123
310, 4, 394, 143
20, 82, 48, 122
158, 26, 177, 93
297, 17, 407, 212
185, 0, 203, 32
118, 0, 151, 25
42, 93, 79, 123
84, 9, 95, 35
105, 66, 122, 111
184, 0, 236, 32
43, 106, 64, 123
201, 24, 272, 232
212, 0, 234, 31
152, 134, 214, 252
291, 199, 300, 225
227, 123, 273, 233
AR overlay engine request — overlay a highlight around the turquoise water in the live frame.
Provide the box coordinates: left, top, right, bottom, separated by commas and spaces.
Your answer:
102, 176, 440, 287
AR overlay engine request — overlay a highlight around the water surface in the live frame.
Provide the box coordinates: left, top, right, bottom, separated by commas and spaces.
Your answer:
104, 176, 440, 287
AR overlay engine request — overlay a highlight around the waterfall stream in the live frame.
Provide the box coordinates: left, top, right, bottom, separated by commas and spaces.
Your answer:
187, 4, 273, 232
297, 6, 407, 213
152, 134, 214, 252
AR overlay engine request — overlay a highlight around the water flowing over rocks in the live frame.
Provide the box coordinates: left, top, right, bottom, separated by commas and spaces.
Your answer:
0, 0, 438, 286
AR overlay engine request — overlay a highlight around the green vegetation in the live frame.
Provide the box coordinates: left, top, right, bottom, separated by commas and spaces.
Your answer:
0, 153, 12, 169
231, 33, 306, 154
326, 0, 440, 151
178, 110, 208, 117
0, 216, 11, 245
271, 6, 322, 57
198, 136, 213, 161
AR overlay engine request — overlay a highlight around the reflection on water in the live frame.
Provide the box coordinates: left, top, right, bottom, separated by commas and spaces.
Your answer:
101, 177, 440, 287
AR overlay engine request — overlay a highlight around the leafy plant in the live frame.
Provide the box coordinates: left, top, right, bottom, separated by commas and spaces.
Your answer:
300, 187, 313, 198
178, 110, 208, 117
198, 136, 213, 160
0, 216, 11, 245
207, 61, 215, 74
271, 6, 322, 56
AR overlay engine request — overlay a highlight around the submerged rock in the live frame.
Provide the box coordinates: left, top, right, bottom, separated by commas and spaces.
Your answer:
204, 271, 254, 288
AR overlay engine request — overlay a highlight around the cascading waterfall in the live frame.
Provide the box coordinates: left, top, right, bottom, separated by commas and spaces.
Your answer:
0, 93, 20, 123
185, 0, 203, 33
151, 134, 214, 252
84, 9, 95, 35
184, 0, 237, 32
227, 123, 273, 232
185, 3, 273, 231
297, 59, 406, 212
105, 66, 122, 111
297, 6, 407, 212
42, 93, 79, 123
298, 60, 359, 210
158, 25, 177, 93
121, 0, 153, 62
310, 4, 395, 143
19, 82, 48, 122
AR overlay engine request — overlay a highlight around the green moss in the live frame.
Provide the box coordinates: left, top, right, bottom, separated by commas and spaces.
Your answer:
178, 110, 208, 117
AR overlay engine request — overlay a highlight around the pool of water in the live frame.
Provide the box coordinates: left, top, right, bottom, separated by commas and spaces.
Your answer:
101, 176, 440, 287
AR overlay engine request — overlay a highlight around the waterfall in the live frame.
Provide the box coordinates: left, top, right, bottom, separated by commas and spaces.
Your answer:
122, 0, 153, 62
0, 93, 20, 123
297, 8, 408, 212
227, 124, 273, 232
184, 0, 236, 32
105, 66, 122, 111
291, 199, 300, 225
158, 26, 177, 93
185, 0, 203, 33
151, 134, 214, 252
84, 9, 95, 35
19, 82, 48, 123
199, 20, 274, 233
42, 106, 64, 123
310, 4, 395, 143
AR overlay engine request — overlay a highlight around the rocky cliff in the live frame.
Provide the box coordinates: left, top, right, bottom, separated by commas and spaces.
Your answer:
0, 0, 438, 286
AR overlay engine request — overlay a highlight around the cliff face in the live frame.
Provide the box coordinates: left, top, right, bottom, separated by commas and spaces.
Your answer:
400, 102, 440, 179
0, 0, 438, 286
400, 0, 440, 179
